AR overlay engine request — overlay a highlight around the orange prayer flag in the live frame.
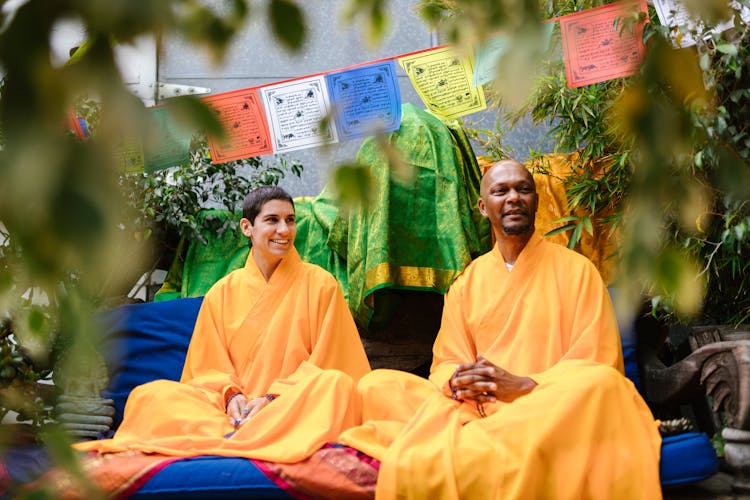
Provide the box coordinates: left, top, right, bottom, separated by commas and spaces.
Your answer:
560, 0, 648, 89
202, 88, 273, 164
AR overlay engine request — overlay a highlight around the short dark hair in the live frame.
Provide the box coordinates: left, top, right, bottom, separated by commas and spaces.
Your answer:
242, 185, 294, 223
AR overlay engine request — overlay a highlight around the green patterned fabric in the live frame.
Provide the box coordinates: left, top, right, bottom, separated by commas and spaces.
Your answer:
329, 103, 491, 328
155, 104, 491, 331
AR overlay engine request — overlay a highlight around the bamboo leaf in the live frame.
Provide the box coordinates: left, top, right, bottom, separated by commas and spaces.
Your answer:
568, 222, 584, 249
552, 215, 580, 223
545, 223, 577, 237
583, 215, 594, 235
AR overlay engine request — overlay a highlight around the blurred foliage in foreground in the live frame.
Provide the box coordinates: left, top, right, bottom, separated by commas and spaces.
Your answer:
0, 0, 333, 495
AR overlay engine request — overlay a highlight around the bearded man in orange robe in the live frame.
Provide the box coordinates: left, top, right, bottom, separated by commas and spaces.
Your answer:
339, 160, 662, 499
77, 185, 371, 463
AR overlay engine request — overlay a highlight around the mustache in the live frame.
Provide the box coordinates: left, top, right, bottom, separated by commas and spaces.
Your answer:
502, 208, 529, 216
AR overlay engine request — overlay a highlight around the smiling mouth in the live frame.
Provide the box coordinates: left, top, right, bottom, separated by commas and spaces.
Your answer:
270, 239, 290, 245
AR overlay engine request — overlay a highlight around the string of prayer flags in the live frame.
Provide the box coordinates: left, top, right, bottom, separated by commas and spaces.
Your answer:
560, 0, 648, 88
203, 88, 273, 164
399, 47, 486, 119
652, 0, 750, 48
100, 0, 674, 173
143, 105, 192, 173
260, 75, 339, 154
326, 60, 402, 141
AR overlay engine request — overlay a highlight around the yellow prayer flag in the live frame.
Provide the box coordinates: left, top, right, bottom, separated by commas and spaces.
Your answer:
114, 139, 145, 174
399, 47, 486, 119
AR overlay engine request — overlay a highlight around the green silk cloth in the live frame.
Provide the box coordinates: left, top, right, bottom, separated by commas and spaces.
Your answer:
330, 103, 491, 328
155, 104, 491, 331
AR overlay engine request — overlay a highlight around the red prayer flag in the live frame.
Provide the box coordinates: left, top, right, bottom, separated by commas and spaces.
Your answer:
202, 88, 273, 163
560, 0, 648, 88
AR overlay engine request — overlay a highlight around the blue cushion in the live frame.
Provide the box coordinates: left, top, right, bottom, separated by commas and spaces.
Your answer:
96, 297, 204, 428
132, 456, 291, 499
608, 288, 642, 391
659, 432, 719, 487
622, 345, 641, 392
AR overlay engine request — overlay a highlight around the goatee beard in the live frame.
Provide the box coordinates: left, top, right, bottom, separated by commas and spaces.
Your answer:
502, 223, 532, 235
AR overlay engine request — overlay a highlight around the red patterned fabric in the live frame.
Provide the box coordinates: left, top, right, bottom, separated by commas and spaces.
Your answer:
27, 451, 177, 499
253, 444, 379, 500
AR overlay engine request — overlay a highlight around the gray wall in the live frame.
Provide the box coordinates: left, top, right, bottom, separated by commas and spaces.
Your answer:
159, 0, 552, 197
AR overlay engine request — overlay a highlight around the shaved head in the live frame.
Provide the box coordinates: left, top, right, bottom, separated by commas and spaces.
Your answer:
480, 160, 535, 197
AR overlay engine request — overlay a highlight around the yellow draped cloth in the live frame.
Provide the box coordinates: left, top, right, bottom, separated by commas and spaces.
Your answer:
339, 232, 662, 499
76, 248, 371, 463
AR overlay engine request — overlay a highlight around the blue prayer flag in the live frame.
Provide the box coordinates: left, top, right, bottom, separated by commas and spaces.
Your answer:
326, 60, 402, 141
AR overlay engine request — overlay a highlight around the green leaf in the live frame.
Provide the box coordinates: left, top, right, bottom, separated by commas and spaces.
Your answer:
367, 0, 388, 44
700, 52, 711, 71
582, 215, 594, 235
269, 0, 306, 51
568, 222, 584, 249
166, 96, 224, 142
716, 43, 738, 56
545, 223, 577, 237
332, 163, 373, 209
552, 215, 580, 224
735, 223, 746, 240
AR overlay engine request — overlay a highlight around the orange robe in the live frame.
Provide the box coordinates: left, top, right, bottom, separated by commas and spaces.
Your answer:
77, 248, 371, 462
340, 232, 662, 499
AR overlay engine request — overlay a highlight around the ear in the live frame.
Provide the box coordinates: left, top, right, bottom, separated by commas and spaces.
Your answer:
478, 197, 488, 218
239, 218, 253, 238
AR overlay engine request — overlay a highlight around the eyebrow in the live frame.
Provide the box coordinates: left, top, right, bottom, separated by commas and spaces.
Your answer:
262, 212, 295, 218
490, 180, 533, 188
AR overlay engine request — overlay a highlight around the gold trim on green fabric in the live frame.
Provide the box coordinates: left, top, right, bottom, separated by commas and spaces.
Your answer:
364, 262, 457, 293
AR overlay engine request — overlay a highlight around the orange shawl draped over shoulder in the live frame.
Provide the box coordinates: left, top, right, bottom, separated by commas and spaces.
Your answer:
76, 248, 370, 463
340, 233, 661, 499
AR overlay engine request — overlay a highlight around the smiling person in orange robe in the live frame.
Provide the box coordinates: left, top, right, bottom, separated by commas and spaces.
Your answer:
77, 185, 370, 462
339, 160, 662, 499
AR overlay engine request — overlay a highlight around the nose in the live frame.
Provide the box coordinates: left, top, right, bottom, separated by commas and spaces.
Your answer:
277, 220, 290, 234
506, 189, 520, 201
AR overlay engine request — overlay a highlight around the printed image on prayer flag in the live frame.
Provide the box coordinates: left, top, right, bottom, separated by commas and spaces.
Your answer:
203, 88, 273, 163
260, 75, 339, 154
114, 137, 145, 174
560, 0, 648, 89
143, 105, 192, 173
399, 47, 486, 119
325, 60, 402, 141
